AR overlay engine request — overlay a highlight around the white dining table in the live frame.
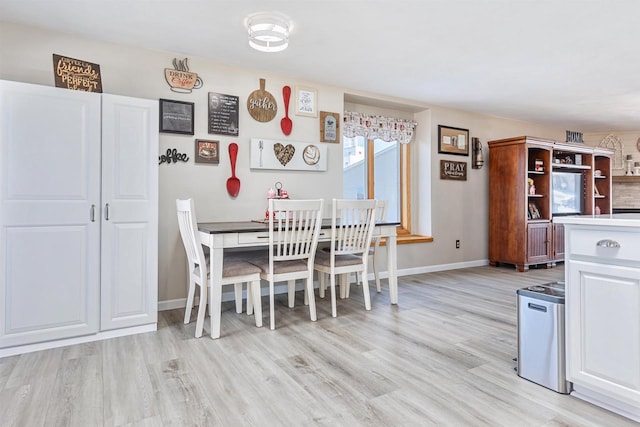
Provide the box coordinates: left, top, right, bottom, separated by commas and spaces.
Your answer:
198, 220, 399, 339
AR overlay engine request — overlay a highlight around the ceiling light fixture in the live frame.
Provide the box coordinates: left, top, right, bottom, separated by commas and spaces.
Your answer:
246, 12, 290, 53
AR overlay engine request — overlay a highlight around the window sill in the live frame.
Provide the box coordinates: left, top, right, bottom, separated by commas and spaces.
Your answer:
380, 234, 433, 246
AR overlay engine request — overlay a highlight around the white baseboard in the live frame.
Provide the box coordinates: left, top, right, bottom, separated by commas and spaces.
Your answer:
0, 323, 157, 358
158, 260, 489, 312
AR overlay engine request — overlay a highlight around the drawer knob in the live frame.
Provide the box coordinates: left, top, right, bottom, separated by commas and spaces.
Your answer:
596, 239, 620, 248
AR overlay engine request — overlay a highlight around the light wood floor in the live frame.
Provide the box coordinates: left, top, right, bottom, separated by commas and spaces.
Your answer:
0, 265, 637, 427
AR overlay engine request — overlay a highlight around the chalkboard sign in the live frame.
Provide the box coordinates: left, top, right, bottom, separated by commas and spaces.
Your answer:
208, 92, 239, 136
159, 99, 194, 135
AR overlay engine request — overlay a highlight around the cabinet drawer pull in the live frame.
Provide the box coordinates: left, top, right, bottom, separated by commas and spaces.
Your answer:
105, 203, 110, 221
90, 204, 95, 222
596, 239, 620, 248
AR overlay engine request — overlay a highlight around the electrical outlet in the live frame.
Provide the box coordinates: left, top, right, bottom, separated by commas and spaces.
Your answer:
456, 239, 460, 249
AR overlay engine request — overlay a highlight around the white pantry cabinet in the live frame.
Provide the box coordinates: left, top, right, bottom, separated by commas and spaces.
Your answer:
0, 80, 158, 356
557, 216, 640, 423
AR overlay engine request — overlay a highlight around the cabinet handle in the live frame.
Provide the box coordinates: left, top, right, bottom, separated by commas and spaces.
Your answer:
528, 302, 547, 312
105, 203, 110, 221
90, 204, 95, 222
596, 239, 620, 248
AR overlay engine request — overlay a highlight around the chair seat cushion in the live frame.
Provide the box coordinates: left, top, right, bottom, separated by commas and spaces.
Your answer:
314, 250, 363, 267
250, 257, 309, 274
222, 256, 262, 277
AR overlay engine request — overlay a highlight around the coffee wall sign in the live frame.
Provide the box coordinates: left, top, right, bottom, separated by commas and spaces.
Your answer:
440, 160, 467, 181
164, 58, 203, 93
52, 54, 102, 92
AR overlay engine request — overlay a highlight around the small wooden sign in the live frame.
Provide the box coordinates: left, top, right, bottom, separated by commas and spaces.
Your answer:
52, 54, 102, 92
247, 78, 277, 122
440, 160, 467, 181
320, 111, 340, 143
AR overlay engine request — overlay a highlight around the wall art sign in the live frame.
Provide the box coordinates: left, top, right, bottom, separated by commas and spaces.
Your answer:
438, 125, 469, 156
295, 86, 317, 117
195, 140, 219, 164
52, 54, 102, 92
565, 130, 584, 143
159, 99, 194, 135
159, 148, 189, 165
164, 58, 203, 93
208, 92, 239, 136
246, 78, 277, 122
320, 111, 340, 142
440, 159, 467, 181
249, 138, 327, 171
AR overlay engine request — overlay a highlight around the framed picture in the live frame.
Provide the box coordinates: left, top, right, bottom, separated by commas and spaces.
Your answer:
438, 125, 469, 156
295, 86, 317, 117
320, 111, 340, 142
159, 98, 194, 135
528, 202, 541, 219
195, 140, 219, 164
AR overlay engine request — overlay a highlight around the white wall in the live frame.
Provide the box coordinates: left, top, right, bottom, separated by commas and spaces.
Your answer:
0, 21, 570, 303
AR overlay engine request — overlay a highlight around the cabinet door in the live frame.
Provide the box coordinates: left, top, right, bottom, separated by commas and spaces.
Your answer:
526, 221, 551, 264
567, 260, 640, 407
100, 94, 158, 331
0, 81, 101, 348
552, 222, 564, 261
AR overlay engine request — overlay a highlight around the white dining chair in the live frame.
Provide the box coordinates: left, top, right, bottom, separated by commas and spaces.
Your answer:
176, 199, 263, 338
314, 198, 377, 317
358, 199, 388, 293
250, 198, 324, 330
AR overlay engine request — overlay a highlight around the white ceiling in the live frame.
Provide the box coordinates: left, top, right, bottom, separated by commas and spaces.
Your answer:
2, 0, 640, 131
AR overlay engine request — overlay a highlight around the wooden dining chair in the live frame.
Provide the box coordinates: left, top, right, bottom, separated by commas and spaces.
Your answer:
176, 199, 262, 338
250, 198, 324, 330
314, 199, 377, 317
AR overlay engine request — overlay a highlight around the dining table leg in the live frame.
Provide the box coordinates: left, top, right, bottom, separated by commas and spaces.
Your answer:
387, 234, 398, 304
209, 246, 224, 339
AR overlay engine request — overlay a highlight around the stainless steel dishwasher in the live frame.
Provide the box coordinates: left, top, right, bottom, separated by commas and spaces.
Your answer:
516, 281, 571, 394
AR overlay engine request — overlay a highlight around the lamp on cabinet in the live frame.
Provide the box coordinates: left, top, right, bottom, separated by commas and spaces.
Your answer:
472, 137, 484, 169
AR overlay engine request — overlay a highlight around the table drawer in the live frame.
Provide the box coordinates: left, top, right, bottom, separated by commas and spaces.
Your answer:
238, 232, 270, 245
237, 230, 331, 245
568, 228, 640, 262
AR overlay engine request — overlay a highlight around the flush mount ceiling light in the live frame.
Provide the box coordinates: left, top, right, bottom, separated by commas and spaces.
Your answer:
246, 12, 290, 53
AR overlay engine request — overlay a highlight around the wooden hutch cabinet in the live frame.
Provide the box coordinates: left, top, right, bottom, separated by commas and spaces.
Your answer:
488, 136, 612, 271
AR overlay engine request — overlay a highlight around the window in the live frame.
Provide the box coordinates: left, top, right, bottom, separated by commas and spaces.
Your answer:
343, 135, 416, 239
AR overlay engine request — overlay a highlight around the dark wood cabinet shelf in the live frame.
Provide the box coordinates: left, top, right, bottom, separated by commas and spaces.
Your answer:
489, 136, 613, 272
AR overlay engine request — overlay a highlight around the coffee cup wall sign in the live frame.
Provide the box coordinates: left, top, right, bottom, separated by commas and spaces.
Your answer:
249, 138, 327, 171
164, 58, 203, 93
247, 78, 277, 122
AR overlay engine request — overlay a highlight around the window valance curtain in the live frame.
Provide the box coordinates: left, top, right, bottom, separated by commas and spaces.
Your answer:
343, 111, 417, 144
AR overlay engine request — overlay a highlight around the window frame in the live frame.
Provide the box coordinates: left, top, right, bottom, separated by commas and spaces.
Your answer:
364, 139, 432, 244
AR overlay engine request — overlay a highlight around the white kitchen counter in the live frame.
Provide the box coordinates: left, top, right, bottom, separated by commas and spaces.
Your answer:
557, 215, 640, 422
554, 213, 640, 227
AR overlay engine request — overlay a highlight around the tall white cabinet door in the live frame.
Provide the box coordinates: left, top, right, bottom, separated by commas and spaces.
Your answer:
0, 80, 101, 347
100, 94, 158, 331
